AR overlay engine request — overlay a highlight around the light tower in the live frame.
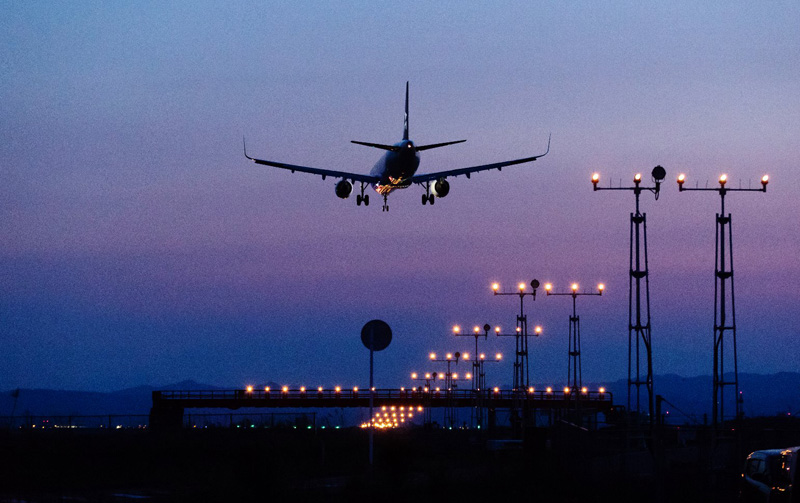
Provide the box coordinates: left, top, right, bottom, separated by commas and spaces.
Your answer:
544, 282, 604, 394
491, 280, 540, 391
592, 167, 664, 426
677, 172, 769, 428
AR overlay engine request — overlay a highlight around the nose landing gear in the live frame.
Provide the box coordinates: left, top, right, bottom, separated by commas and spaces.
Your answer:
382, 194, 389, 212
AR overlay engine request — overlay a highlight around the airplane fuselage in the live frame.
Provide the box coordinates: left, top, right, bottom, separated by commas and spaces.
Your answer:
370, 140, 420, 195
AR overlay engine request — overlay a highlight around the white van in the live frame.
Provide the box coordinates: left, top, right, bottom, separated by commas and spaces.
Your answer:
741, 446, 800, 503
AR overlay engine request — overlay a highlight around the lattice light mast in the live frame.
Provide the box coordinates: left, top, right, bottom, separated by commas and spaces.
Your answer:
544, 282, 604, 394
592, 166, 664, 426
677, 172, 769, 428
491, 280, 540, 390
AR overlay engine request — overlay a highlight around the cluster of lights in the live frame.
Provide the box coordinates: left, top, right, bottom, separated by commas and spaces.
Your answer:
360, 405, 422, 429
676, 173, 769, 189
244, 385, 366, 394
543, 282, 604, 294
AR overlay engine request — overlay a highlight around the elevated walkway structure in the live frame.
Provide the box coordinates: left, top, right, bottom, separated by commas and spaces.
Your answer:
150, 388, 614, 430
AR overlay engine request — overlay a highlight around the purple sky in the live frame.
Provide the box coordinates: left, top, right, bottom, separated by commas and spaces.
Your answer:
1, 2, 798, 393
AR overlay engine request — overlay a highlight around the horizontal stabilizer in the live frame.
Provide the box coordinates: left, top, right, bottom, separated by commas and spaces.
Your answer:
351, 140, 399, 152
415, 139, 466, 151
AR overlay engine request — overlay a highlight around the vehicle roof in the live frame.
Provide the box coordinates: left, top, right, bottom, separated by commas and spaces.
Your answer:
747, 449, 786, 459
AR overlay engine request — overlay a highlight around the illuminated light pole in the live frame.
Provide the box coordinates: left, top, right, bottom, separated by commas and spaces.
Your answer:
592, 167, 664, 426
677, 172, 769, 428
429, 351, 468, 428
491, 280, 540, 391
544, 282, 604, 395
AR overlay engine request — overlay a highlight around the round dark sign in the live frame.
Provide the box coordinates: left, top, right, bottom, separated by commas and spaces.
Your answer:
361, 320, 392, 351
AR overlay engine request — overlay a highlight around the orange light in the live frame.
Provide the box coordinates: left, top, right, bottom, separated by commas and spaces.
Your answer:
411, 372, 418, 379
599, 387, 606, 394
353, 386, 358, 392
516, 326, 521, 333
317, 386, 323, 392
245, 386, 253, 393
300, 386, 306, 393
493, 387, 499, 393
677, 173, 686, 184
265, 387, 270, 392
719, 174, 728, 185
479, 353, 486, 360
446, 353, 453, 360
544, 283, 552, 292
494, 326, 501, 333
424, 373, 431, 379
519, 282, 526, 292
452, 373, 458, 379
466, 373, 472, 379
453, 325, 460, 334
591, 172, 600, 183
495, 353, 502, 361
462, 352, 469, 360
598, 283, 605, 292
282, 386, 288, 393
535, 326, 542, 334
473, 326, 480, 334
491, 282, 500, 292
528, 387, 535, 393
546, 387, 552, 393
634, 173, 642, 182
581, 387, 588, 394
761, 175, 769, 185
335, 386, 341, 393
429, 352, 436, 360
564, 387, 570, 394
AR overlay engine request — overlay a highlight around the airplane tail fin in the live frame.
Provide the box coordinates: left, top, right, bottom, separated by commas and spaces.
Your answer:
403, 81, 409, 140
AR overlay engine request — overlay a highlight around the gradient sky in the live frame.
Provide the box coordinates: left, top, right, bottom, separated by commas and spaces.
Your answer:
1, 1, 798, 394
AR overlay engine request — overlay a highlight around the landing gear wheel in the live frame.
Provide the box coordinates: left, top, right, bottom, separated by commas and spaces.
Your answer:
356, 195, 362, 206
429, 195, 435, 205
422, 194, 428, 205
364, 194, 369, 206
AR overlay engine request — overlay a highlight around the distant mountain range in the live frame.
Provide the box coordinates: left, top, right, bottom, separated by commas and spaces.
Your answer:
1, 374, 797, 420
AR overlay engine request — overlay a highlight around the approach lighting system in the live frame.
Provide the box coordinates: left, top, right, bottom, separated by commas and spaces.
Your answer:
761, 175, 769, 188
591, 172, 600, 189
719, 174, 728, 186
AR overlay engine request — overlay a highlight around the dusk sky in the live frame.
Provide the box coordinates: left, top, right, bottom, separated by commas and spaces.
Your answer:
1, 2, 798, 395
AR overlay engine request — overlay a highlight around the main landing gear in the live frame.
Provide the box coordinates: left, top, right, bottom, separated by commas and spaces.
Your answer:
382, 194, 389, 212
356, 182, 370, 207
421, 182, 435, 205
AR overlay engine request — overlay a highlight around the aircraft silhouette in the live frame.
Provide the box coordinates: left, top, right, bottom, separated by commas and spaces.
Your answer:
244, 82, 549, 211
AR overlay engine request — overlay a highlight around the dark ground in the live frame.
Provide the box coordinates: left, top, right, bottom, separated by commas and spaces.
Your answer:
2, 418, 800, 502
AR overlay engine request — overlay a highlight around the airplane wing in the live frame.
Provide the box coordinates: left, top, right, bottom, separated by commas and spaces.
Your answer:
410, 135, 550, 184
244, 139, 379, 184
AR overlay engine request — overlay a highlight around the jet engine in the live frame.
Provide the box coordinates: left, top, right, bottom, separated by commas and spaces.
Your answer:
432, 178, 450, 198
335, 180, 353, 199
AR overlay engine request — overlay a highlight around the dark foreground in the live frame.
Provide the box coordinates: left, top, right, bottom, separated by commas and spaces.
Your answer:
2, 419, 800, 503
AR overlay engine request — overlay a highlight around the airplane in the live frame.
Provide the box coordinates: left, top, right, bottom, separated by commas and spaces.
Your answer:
244, 82, 549, 211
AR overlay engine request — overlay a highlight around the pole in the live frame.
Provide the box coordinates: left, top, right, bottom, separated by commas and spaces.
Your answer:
369, 328, 374, 466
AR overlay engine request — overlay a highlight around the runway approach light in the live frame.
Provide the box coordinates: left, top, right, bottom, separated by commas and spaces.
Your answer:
719, 174, 728, 185
453, 325, 460, 334
571, 283, 579, 292
494, 326, 501, 334
491, 282, 500, 293
474, 326, 480, 334
598, 283, 605, 293
634, 173, 642, 183
761, 175, 769, 187
544, 283, 552, 292
591, 173, 600, 189
535, 326, 543, 335
519, 282, 526, 292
